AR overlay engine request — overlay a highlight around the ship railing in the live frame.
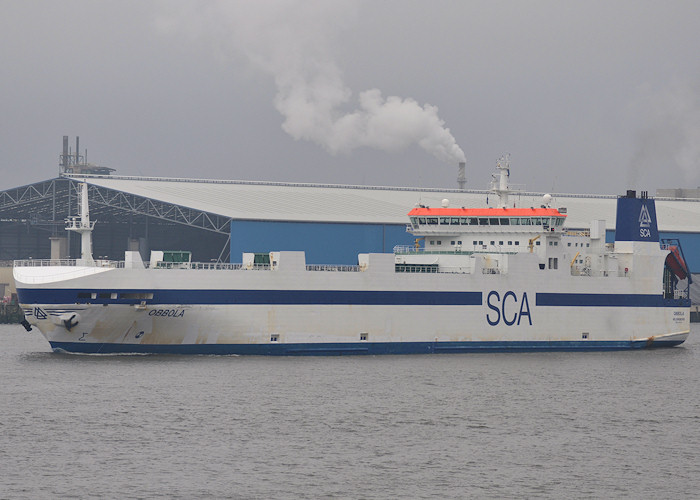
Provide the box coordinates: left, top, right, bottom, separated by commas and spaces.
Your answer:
189, 262, 243, 270
306, 264, 361, 272
13, 259, 124, 268
482, 267, 501, 274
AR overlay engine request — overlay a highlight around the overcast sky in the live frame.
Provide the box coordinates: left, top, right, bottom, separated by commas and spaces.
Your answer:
2, 0, 700, 195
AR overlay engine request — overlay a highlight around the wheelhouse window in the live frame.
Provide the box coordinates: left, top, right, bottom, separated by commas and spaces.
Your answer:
478, 218, 488, 225
510, 218, 520, 225
489, 218, 500, 225
451, 217, 460, 225
427, 217, 438, 225
440, 217, 450, 224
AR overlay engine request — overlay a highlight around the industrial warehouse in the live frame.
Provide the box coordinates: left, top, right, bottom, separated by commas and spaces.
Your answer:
1, 138, 699, 318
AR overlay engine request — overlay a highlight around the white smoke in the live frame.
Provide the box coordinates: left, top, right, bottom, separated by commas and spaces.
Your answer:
156, 0, 466, 165
629, 79, 700, 186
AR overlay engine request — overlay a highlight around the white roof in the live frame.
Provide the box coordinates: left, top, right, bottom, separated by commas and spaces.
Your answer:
72, 174, 700, 232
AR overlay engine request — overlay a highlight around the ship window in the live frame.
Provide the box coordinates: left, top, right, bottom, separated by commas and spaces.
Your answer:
440, 217, 450, 224
522, 218, 531, 225
97, 292, 111, 299
460, 217, 470, 225
500, 218, 510, 225
536, 241, 541, 246
490, 241, 495, 245
508, 241, 512, 245
430, 240, 435, 245
270, 334, 279, 342
549, 241, 553, 246
554, 241, 558, 246
479, 241, 484, 245
469, 218, 478, 225
499, 241, 504, 245
427, 218, 438, 225
418, 218, 426, 224
586, 243, 590, 247
582, 332, 589, 339
451, 241, 455, 245
473, 240, 478, 245
514, 241, 520, 246
451, 217, 460, 225
478, 218, 488, 225
510, 218, 520, 225
437, 241, 442, 245
489, 218, 500, 225
568, 242, 571, 247
556, 218, 564, 226
534, 218, 542, 225
360, 333, 368, 341
457, 240, 462, 245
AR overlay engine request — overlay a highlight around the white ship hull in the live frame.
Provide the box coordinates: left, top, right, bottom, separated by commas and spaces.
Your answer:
15, 252, 690, 354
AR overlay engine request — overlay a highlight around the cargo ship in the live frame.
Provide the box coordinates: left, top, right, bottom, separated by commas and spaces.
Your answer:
14, 160, 691, 354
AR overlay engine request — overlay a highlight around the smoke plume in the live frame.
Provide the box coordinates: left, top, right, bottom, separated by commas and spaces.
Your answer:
629, 79, 700, 187
157, 0, 466, 165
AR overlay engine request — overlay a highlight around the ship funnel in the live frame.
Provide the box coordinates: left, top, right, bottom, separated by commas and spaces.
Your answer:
614, 191, 658, 243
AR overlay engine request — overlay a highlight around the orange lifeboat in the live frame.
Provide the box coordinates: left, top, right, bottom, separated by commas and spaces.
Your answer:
665, 245, 689, 280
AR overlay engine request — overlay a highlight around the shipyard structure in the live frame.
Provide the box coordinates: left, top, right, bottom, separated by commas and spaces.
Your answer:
1, 138, 699, 319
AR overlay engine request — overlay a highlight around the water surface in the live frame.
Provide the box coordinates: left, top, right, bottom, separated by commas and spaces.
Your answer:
2, 324, 699, 499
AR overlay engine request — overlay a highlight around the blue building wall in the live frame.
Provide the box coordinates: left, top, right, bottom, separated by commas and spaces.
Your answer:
230, 221, 416, 265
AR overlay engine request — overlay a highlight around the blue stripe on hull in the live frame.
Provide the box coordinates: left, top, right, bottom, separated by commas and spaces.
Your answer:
49, 339, 686, 355
18, 287, 689, 308
19, 289, 483, 306
536, 293, 689, 307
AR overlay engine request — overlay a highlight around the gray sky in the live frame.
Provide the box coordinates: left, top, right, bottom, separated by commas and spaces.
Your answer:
2, 0, 700, 195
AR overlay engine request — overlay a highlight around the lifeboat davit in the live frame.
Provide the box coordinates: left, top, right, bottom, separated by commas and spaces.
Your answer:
665, 246, 689, 280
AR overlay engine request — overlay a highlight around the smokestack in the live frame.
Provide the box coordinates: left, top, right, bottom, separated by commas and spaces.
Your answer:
457, 161, 466, 190
61, 136, 69, 171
